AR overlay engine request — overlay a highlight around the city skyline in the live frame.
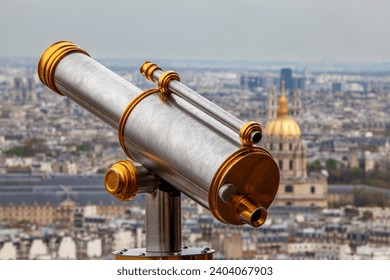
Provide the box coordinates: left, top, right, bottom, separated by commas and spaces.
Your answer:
1, 45, 389, 261
1, 0, 390, 63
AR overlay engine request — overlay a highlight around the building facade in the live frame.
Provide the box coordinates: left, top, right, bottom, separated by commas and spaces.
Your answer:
0, 174, 135, 226
262, 82, 327, 207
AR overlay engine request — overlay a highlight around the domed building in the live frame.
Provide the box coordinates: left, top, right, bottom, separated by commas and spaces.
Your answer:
262, 82, 327, 207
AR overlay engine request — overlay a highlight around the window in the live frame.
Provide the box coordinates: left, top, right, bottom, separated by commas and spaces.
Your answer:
279, 143, 283, 151
285, 185, 293, 193
286, 201, 292, 206
310, 186, 316, 194
289, 160, 293, 170
289, 143, 293, 151
278, 160, 283, 170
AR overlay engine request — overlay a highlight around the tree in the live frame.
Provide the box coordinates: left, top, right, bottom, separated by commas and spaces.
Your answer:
22, 137, 48, 156
326, 159, 338, 170
352, 188, 389, 207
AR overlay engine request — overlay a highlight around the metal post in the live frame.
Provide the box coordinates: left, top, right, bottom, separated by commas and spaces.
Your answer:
113, 182, 214, 260
145, 184, 182, 254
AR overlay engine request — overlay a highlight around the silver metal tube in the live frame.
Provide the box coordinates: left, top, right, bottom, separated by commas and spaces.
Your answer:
145, 187, 181, 253
135, 164, 158, 194
54, 53, 236, 207
55, 54, 142, 129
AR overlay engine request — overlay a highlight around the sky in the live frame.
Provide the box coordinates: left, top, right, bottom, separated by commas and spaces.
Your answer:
1, 0, 390, 63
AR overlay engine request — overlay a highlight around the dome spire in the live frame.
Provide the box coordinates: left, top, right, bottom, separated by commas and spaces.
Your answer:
264, 80, 301, 139
277, 80, 289, 117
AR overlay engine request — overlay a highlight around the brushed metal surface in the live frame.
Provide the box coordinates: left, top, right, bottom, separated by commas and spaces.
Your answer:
145, 188, 181, 253
42, 48, 280, 227
54, 53, 242, 209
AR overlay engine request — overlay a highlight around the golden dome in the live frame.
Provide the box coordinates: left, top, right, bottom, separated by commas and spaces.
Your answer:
265, 81, 301, 139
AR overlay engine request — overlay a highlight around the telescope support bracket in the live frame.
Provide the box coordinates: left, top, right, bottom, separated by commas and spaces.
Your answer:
113, 183, 215, 260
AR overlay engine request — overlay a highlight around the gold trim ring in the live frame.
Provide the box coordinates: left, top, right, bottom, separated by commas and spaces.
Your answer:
139, 61, 180, 95
140, 61, 162, 82
158, 70, 180, 95
38, 41, 90, 95
118, 89, 160, 159
239, 121, 262, 146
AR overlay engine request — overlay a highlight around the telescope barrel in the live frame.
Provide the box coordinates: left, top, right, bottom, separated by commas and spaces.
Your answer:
38, 41, 142, 129
38, 41, 280, 227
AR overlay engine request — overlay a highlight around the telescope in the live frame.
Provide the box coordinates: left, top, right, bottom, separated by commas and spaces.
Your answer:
38, 41, 280, 260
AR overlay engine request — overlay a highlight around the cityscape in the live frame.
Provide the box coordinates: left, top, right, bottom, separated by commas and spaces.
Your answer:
0, 56, 390, 260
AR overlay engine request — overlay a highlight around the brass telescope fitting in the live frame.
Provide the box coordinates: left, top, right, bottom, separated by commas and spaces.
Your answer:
38, 41, 90, 95
239, 121, 263, 146
104, 160, 157, 201
235, 196, 267, 227
140, 61, 162, 82
140, 61, 181, 95
117, 88, 160, 160
158, 70, 181, 95
104, 160, 138, 201
209, 146, 279, 227
218, 183, 268, 227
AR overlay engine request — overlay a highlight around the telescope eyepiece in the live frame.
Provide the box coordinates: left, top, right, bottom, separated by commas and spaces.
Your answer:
249, 207, 267, 227
236, 197, 268, 227
239, 121, 263, 145
251, 131, 262, 144
219, 183, 268, 227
